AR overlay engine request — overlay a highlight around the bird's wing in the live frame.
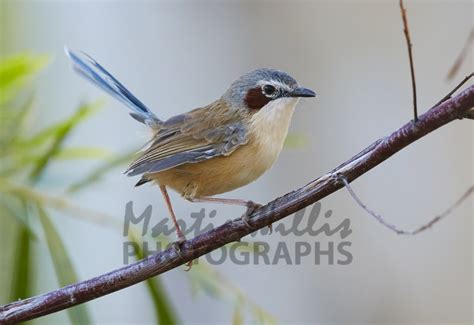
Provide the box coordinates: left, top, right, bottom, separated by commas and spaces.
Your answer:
125, 101, 250, 176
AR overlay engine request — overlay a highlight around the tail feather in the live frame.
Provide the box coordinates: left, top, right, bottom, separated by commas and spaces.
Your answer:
65, 47, 162, 128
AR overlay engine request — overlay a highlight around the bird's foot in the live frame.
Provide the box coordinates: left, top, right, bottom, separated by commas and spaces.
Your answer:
170, 232, 194, 271
170, 243, 193, 271
267, 223, 273, 234
170, 229, 186, 252
184, 260, 193, 271
240, 201, 262, 228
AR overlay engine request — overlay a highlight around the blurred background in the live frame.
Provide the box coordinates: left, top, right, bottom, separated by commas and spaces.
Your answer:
0, 0, 472, 324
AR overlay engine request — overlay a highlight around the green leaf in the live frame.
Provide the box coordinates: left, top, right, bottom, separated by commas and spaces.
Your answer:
0, 199, 34, 304
0, 195, 38, 240
0, 146, 111, 178
0, 178, 120, 229
28, 101, 103, 182
37, 205, 92, 324
0, 53, 49, 104
53, 146, 113, 160
0, 94, 34, 155
16, 100, 100, 151
0, 199, 35, 318
188, 262, 276, 324
129, 231, 178, 325
67, 150, 134, 193
10, 223, 31, 302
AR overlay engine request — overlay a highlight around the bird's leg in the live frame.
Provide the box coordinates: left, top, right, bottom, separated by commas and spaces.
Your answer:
160, 185, 186, 243
188, 197, 264, 229
160, 185, 194, 270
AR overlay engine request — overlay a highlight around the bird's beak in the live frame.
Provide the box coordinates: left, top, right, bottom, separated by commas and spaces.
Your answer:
287, 87, 317, 98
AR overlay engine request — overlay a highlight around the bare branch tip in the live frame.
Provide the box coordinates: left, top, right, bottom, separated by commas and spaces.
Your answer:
342, 177, 473, 236
399, 0, 418, 121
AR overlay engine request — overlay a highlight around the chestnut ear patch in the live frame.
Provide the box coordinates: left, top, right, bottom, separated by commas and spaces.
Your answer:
244, 87, 271, 110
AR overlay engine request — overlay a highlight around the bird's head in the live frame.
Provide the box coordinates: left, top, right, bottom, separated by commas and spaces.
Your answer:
222, 68, 316, 112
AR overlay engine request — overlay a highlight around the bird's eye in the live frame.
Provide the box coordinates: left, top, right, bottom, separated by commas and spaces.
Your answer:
262, 84, 277, 97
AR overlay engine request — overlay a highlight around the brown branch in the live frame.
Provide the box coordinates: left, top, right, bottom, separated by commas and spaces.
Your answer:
447, 29, 474, 81
0, 84, 473, 324
399, 0, 418, 121
340, 176, 473, 235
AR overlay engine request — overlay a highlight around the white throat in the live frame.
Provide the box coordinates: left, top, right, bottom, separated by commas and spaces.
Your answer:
250, 97, 299, 157
251, 97, 298, 132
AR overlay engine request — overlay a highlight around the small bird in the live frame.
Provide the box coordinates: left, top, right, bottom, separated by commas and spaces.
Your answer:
66, 48, 316, 243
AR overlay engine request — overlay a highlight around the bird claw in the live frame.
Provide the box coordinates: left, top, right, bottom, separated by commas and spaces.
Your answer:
246, 200, 262, 211
240, 201, 262, 228
171, 231, 186, 253
241, 213, 254, 228
184, 259, 193, 271
170, 235, 194, 271
171, 241, 183, 254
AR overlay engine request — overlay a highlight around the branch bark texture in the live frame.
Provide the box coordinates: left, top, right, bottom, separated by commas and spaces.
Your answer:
1, 85, 473, 324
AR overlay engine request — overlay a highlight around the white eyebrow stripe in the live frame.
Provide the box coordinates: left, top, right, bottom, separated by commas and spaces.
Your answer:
257, 79, 293, 92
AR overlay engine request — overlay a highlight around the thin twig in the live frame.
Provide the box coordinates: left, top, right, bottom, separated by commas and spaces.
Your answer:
432, 72, 473, 108
447, 29, 474, 81
400, 0, 418, 122
0, 85, 473, 324
340, 176, 473, 235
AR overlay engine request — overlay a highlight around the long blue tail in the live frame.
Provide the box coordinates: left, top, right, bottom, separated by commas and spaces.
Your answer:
65, 47, 162, 128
